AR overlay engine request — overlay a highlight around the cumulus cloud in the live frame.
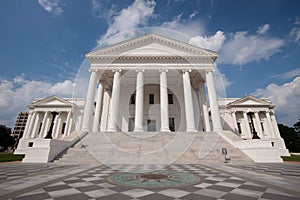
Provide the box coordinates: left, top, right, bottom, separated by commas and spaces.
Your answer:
97, 0, 156, 45
189, 31, 225, 52
0, 75, 74, 127
252, 77, 300, 126
257, 24, 270, 35
38, 0, 63, 16
219, 31, 284, 65
290, 27, 300, 44
160, 14, 205, 37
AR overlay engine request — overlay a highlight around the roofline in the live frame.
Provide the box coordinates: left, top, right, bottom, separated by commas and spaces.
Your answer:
86, 33, 219, 57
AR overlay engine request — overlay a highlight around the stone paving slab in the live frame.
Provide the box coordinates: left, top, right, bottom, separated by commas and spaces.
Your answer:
0, 163, 299, 200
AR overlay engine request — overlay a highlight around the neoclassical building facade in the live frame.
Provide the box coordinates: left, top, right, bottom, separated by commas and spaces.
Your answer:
15, 34, 289, 163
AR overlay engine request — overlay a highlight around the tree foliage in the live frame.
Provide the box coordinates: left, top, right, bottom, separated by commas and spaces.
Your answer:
0, 125, 14, 151
278, 119, 300, 152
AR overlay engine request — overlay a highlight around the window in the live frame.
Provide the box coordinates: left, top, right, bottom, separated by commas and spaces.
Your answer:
61, 122, 66, 134
168, 94, 173, 104
130, 94, 135, 104
147, 120, 156, 132
237, 122, 242, 134
128, 118, 135, 132
149, 94, 154, 104
169, 118, 175, 132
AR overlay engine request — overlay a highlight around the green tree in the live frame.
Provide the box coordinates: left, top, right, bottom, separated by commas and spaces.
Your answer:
278, 123, 300, 152
293, 119, 300, 133
0, 125, 14, 151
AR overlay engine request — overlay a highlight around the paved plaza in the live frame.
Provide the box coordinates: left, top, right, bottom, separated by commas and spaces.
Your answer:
0, 162, 300, 200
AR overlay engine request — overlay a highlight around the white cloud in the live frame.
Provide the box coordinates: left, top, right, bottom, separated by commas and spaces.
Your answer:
0, 75, 74, 127
294, 16, 300, 25
189, 31, 225, 52
252, 77, 300, 126
189, 11, 198, 19
91, 0, 118, 19
97, 0, 156, 45
290, 27, 300, 44
38, 0, 63, 16
272, 68, 300, 80
219, 31, 284, 65
160, 14, 205, 37
257, 24, 270, 35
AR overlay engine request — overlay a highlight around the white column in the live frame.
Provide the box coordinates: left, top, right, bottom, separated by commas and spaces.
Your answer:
67, 117, 73, 136
31, 112, 40, 138
205, 70, 222, 131
92, 82, 104, 132
82, 70, 99, 131
107, 70, 122, 132
160, 69, 170, 132
43, 117, 51, 138
23, 111, 33, 138
28, 112, 37, 138
231, 111, 238, 134
53, 112, 61, 139
101, 90, 110, 131
182, 69, 197, 132
243, 111, 251, 138
64, 112, 71, 137
134, 69, 144, 132
266, 111, 275, 138
254, 111, 263, 138
199, 81, 211, 132
270, 112, 281, 138
39, 111, 49, 138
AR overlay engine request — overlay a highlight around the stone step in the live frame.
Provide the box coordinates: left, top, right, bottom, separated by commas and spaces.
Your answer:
54, 131, 253, 164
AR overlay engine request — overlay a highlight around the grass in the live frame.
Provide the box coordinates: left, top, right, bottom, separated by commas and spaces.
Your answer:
282, 155, 300, 162
0, 153, 24, 162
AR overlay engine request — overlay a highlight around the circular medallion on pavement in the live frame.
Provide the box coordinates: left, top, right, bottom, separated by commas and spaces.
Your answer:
108, 171, 200, 188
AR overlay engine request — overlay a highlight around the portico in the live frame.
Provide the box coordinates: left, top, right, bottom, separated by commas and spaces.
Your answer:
81, 34, 223, 133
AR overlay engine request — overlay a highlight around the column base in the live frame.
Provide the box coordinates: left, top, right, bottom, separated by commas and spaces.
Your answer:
134, 128, 144, 132
92, 128, 100, 132
213, 128, 223, 132
186, 129, 198, 132
160, 128, 171, 132
107, 128, 117, 132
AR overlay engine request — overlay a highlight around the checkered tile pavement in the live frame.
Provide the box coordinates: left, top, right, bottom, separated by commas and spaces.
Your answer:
0, 164, 66, 181
231, 163, 300, 178
9, 164, 299, 200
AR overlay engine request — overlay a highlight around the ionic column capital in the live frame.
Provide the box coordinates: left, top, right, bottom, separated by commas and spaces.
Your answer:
112, 69, 122, 73
205, 69, 215, 73
159, 69, 168, 73
135, 69, 145, 73
89, 69, 99, 73
230, 110, 237, 114
182, 69, 192, 73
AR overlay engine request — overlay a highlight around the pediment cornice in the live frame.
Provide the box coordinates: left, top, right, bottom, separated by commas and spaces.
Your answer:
29, 95, 74, 108
86, 34, 218, 61
228, 95, 274, 108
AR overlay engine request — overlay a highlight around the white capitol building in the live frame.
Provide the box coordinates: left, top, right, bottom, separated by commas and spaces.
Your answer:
14, 34, 289, 163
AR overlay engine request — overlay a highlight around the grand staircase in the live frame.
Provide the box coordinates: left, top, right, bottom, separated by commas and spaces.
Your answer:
54, 131, 253, 165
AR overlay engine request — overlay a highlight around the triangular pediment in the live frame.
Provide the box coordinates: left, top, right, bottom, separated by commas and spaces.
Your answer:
228, 96, 274, 107
31, 96, 73, 108
86, 33, 218, 60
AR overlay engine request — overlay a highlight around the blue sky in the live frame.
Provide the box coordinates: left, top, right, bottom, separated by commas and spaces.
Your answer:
0, 0, 299, 128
